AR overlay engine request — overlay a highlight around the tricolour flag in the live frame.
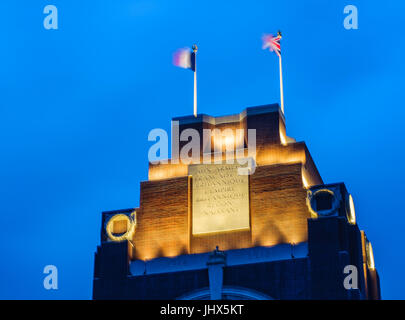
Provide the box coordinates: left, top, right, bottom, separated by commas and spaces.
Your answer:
173, 48, 196, 71
262, 32, 281, 56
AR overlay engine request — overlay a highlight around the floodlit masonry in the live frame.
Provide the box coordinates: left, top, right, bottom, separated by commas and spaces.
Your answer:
93, 104, 380, 300
148, 125, 257, 174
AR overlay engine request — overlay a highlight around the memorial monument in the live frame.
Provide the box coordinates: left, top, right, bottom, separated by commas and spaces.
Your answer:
93, 104, 380, 300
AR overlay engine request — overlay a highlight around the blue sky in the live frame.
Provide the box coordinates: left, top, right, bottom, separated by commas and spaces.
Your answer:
0, 0, 404, 299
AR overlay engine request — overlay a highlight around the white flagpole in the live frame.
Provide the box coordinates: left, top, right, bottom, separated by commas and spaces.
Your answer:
276, 31, 284, 114
192, 44, 198, 117
278, 54, 284, 114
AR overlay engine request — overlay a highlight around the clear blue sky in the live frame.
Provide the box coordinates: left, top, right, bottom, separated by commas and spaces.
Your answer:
0, 0, 404, 299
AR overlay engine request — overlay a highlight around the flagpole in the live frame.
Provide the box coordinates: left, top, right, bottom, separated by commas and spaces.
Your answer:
278, 54, 284, 114
277, 31, 284, 114
192, 44, 198, 117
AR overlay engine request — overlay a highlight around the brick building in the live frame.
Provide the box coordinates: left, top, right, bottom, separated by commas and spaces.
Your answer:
93, 104, 380, 300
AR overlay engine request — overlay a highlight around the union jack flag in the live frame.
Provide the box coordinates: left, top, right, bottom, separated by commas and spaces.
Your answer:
262, 31, 282, 57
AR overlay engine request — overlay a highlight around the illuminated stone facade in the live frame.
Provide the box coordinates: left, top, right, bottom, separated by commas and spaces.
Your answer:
93, 104, 380, 300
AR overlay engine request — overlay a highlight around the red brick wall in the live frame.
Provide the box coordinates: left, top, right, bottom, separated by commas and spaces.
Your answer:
132, 107, 321, 260
134, 176, 189, 260
250, 163, 311, 247
133, 163, 311, 260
